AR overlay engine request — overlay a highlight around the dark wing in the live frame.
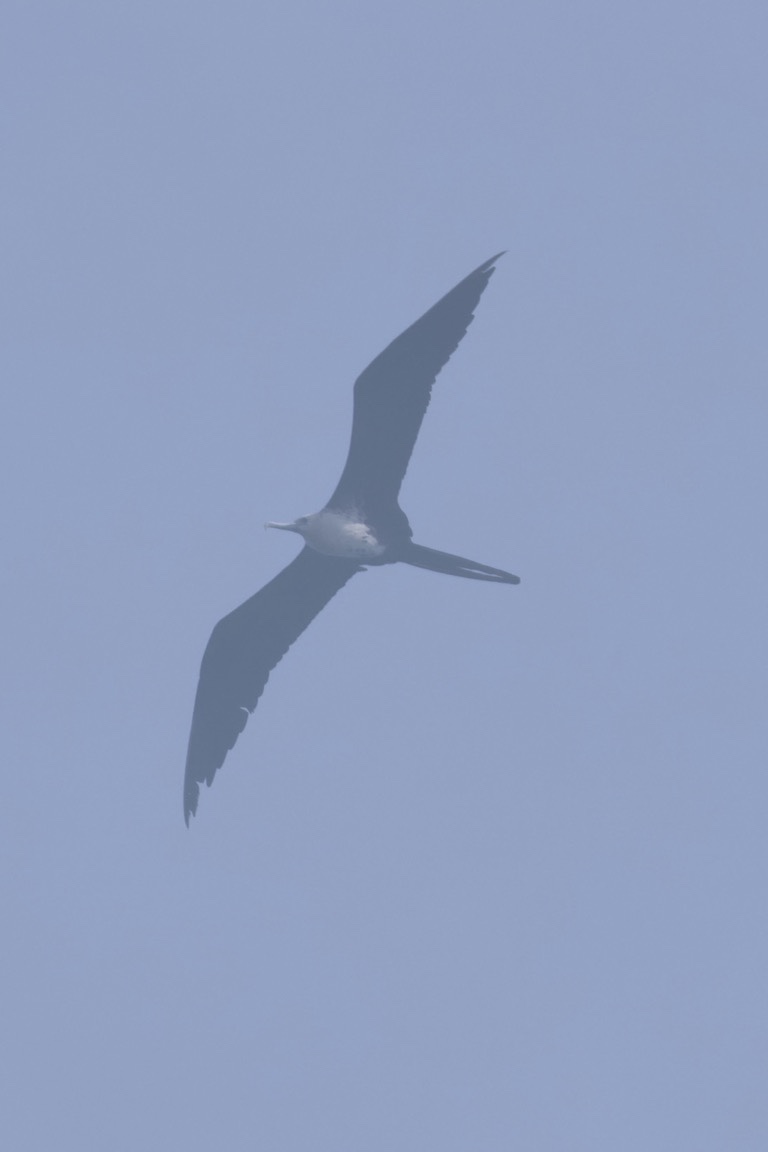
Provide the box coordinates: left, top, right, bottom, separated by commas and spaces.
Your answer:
184, 546, 360, 823
327, 252, 504, 514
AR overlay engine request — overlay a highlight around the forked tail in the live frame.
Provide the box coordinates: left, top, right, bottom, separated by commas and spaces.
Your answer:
403, 542, 520, 584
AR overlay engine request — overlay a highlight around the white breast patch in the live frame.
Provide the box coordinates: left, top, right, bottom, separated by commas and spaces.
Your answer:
302, 510, 386, 559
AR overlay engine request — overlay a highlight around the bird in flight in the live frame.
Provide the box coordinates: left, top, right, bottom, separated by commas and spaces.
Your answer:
184, 253, 519, 823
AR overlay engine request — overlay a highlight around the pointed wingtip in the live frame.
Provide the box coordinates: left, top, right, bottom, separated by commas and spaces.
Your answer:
463, 251, 505, 285
183, 779, 198, 827
458, 252, 506, 281
482, 250, 506, 271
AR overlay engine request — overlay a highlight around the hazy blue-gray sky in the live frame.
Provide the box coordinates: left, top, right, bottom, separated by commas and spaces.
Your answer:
3, 2, 766, 1148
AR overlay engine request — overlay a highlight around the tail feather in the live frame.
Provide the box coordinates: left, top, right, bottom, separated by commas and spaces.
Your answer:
402, 542, 520, 584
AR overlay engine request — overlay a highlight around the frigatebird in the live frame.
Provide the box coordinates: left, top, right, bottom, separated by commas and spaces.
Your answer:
184, 253, 519, 823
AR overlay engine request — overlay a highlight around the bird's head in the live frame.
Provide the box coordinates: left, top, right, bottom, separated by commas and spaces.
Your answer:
265, 516, 310, 538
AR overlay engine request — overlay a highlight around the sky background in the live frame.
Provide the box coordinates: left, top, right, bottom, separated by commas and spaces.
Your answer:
3, 2, 767, 1148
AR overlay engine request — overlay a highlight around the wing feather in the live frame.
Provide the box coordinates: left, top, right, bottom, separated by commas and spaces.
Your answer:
327, 253, 504, 513
184, 547, 360, 822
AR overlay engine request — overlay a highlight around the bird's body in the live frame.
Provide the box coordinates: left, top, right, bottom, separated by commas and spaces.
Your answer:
184, 253, 519, 823
267, 509, 388, 560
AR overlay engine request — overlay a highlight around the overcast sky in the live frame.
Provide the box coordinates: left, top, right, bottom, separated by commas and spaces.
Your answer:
3, 2, 767, 1149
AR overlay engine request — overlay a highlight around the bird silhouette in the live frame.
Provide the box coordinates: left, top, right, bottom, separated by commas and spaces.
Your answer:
184, 253, 519, 823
